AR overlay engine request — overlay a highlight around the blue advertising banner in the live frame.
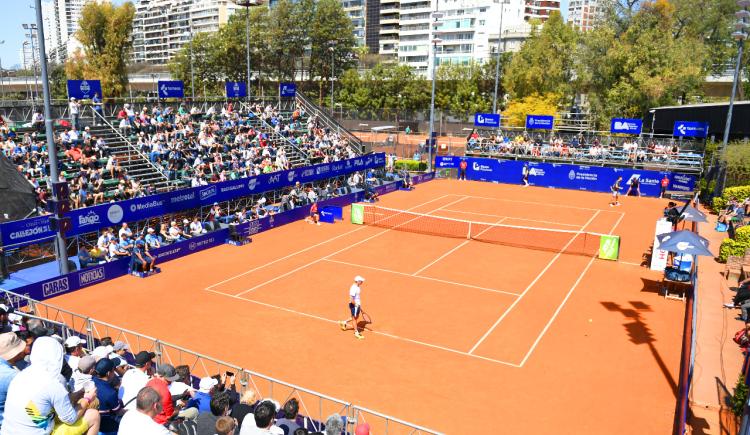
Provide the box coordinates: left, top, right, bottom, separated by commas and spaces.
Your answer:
673, 121, 709, 138
279, 82, 296, 97
610, 118, 643, 135
474, 113, 501, 128
225, 82, 247, 98
66, 80, 102, 100
434, 156, 697, 197
1, 153, 387, 247
526, 115, 554, 130
8, 176, 431, 303
158, 81, 184, 99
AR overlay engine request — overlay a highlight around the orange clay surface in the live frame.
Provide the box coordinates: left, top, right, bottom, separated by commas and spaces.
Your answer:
49, 179, 685, 434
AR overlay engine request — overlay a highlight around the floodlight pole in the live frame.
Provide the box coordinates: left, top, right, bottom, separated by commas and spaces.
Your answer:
35, 0, 69, 275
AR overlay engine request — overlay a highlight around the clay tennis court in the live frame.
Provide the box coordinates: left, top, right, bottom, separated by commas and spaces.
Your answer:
46, 179, 685, 433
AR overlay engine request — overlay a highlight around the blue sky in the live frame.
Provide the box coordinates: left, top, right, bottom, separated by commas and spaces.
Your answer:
0, 0, 569, 70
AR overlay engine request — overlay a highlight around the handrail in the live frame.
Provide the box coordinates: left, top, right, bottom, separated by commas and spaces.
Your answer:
296, 91, 365, 154
90, 106, 172, 187
673, 220, 700, 435
240, 101, 311, 166
0, 288, 439, 434
350, 405, 445, 434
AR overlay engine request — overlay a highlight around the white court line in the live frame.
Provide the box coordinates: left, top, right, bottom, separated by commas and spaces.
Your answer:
205, 287, 521, 368
453, 194, 620, 213
205, 194, 454, 290
324, 258, 520, 297
517, 210, 625, 367
410, 216, 508, 276
467, 209, 602, 354
233, 196, 470, 297
439, 208, 582, 228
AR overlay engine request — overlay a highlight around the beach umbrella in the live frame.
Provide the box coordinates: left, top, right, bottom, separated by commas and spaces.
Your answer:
679, 205, 708, 223
656, 230, 713, 257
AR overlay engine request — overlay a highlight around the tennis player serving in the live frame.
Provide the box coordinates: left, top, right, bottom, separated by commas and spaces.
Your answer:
610, 176, 623, 207
339, 276, 366, 340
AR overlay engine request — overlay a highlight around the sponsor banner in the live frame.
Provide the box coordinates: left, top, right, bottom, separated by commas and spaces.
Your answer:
436, 156, 697, 197
525, 115, 554, 130
12, 185, 413, 302
673, 121, 709, 138
610, 118, 643, 135
158, 81, 184, 99
151, 231, 226, 263
474, 113, 500, 128
225, 81, 247, 98
435, 156, 460, 169
598, 235, 620, 260
67, 80, 102, 100
1, 154, 386, 247
279, 82, 296, 97
0, 215, 55, 246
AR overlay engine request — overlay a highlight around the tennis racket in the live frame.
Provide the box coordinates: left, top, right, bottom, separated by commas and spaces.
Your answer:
360, 310, 372, 330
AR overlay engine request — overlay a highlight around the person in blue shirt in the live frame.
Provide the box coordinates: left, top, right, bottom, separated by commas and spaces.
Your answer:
0, 332, 28, 426
92, 93, 103, 125
186, 377, 218, 413
144, 228, 161, 249
92, 358, 124, 435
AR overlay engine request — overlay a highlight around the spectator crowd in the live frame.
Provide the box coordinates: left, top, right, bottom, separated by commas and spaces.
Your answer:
0, 100, 363, 215
0, 307, 374, 435
465, 129, 698, 165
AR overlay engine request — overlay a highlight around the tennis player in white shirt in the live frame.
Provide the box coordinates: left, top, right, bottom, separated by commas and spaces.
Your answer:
339, 276, 365, 340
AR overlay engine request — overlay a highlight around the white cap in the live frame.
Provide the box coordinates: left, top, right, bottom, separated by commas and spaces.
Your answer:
198, 376, 219, 392
91, 345, 114, 361
354, 276, 365, 283
64, 336, 84, 348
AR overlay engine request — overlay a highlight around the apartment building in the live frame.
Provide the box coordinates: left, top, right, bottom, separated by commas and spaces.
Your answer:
395, 0, 529, 76
131, 0, 238, 65
567, 0, 605, 31
41, 0, 102, 63
523, 0, 560, 21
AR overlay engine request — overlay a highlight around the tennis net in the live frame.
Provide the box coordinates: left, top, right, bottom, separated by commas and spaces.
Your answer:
360, 204, 607, 256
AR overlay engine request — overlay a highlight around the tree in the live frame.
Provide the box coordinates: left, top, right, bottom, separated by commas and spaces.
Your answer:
72, 1, 135, 97
435, 62, 491, 116
502, 93, 559, 127
578, 0, 708, 126
308, 0, 357, 106
503, 12, 579, 101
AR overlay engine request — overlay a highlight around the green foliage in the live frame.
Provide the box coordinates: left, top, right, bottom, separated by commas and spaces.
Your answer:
725, 143, 750, 188
503, 12, 579, 101
502, 94, 560, 128
732, 374, 749, 416
72, 1, 135, 97
394, 160, 427, 171
169, 0, 354, 100
711, 184, 750, 211
578, 0, 707, 127
719, 227, 750, 263
338, 63, 429, 116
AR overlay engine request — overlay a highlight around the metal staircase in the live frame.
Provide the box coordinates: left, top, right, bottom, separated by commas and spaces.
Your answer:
89, 109, 172, 191
240, 103, 310, 167
295, 91, 365, 154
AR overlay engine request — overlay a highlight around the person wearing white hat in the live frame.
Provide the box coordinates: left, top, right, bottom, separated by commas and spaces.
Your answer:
64, 335, 86, 372
339, 276, 366, 340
